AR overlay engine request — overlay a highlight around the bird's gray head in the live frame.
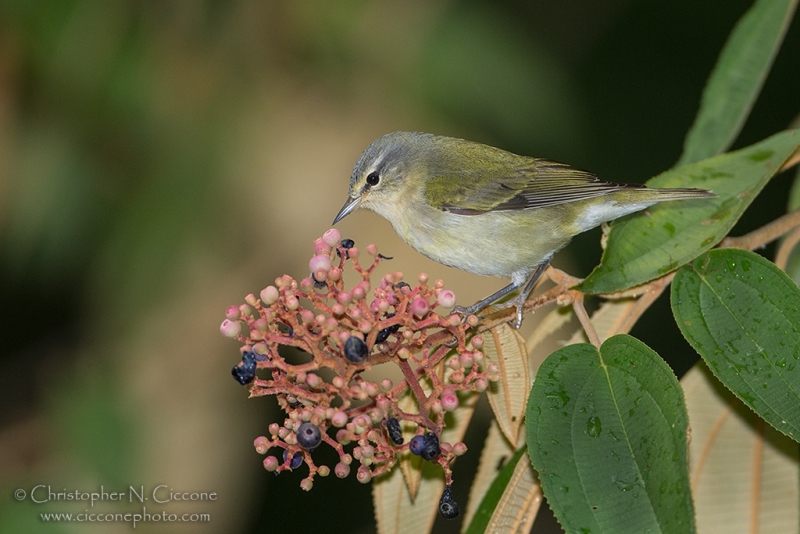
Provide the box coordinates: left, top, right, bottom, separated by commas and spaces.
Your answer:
333, 131, 434, 224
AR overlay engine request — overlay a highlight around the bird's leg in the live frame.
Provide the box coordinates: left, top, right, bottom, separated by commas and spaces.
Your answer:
451, 260, 551, 328
510, 261, 551, 328
452, 280, 523, 318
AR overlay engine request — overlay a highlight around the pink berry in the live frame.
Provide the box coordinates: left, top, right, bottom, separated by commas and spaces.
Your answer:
437, 290, 457, 308
441, 389, 459, 412
225, 306, 241, 320
314, 238, 331, 255
309, 254, 332, 274
322, 228, 341, 247
220, 319, 241, 338
263, 456, 279, 472
411, 297, 430, 317
331, 411, 348, 428
335, 462, 350, 478
254, 436, 270, 454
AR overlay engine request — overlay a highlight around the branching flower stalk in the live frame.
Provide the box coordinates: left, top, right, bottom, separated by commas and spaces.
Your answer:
220, 229, 500, 514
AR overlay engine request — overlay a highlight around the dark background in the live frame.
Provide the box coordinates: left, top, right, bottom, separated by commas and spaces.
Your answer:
1, 1, 798, 533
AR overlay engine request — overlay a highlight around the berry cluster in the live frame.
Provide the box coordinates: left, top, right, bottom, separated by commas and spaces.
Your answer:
221, 230, 502, 518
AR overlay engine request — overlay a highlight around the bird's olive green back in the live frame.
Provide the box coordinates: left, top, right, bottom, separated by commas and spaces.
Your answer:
422, 136, 639, 214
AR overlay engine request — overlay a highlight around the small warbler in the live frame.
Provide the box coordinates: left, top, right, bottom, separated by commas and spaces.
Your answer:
333, 131, 715, 328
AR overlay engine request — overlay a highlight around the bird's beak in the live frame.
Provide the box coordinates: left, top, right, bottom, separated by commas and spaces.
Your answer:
332, 196, 361, 225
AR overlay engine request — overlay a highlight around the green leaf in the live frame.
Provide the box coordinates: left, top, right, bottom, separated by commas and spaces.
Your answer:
526, 335, 694, 533
581, 129, 800, 294
463, 447, 527, 534
671, 248, 800, 442
677, 0, 798, 166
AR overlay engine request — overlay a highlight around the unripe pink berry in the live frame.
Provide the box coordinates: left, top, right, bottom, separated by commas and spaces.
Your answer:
318, 465, 330, 477
328, 267, 342, 281
366, 244, 378, 255
263, 456, 279, 472
220, 319, 241, 338
309, 254, 332, 274
449, 370, 465, 384
314, 238, 331, 255
300, 478, 314, 492
352, 286, 365, 300
335, 462, 350, 478
306, 373, 322, 388
418, 273, 428, 284
331, 411, 348, 428
322, 228, 341, 246
254, 436, 270, 454
471, 335, 484, 349
245, 293, 258, 306
348, 246, 360, 258
285, 297, 299, 311
460, 352, 474, 368
431, 400, 443, 414
441, 389, 459, 412
336, 429, 351, 444
269, 423, 280, 436
376, 397, 391, 414
357, 466, 372, 484
380, 379, 393, 391
411, 297, 430, 317
300, 277, 314, 292
225, 305, 241, 320
475, 378, 488, 392
447, 356, 461, 370
313, 269, 328, 282
453, 442, 468, 456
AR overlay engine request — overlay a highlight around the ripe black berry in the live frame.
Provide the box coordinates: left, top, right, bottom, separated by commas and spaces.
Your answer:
420, 432, 440, 461
376, 313, 401, 343
438, 485, 460, 519
297, 422, 322, 450
409, 435, 424, 456
385, 418, 404, 445
343, 336, 368, 364
231, 351, 257, 385
283, 450, 303, 469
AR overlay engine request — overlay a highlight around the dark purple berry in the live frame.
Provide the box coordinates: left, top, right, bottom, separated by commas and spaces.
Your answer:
283, 450, 303, 469
408, 435, 425, 456
231, 351, 257, 385
385, 418, 403, 445
337, 239, 355, 258
376, 313, 401, 343
438, 485, 459, 519
311, 272, 327, 289
420, 432, 440, 461
296, 422, 322, 450
343, 336, 368, 364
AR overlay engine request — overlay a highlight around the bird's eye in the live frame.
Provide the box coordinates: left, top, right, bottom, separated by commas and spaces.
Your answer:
366, 171, 380, 187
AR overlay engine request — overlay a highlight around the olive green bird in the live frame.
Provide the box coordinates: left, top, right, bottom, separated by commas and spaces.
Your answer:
333, 131, 715, 328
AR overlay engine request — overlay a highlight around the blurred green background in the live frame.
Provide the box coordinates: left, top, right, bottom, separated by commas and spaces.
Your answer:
1, 1, 798, 533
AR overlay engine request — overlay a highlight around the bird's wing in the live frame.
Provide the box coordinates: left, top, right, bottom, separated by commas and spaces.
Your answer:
425, 159, 642, 215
